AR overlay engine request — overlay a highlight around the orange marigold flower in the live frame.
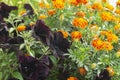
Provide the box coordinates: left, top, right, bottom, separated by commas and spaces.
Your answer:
70, 0, 79, 6
58, 30, 68, 38
19, 10, 26, 16
76, 0, 88, 5
75, 11, 86, 18
105, 4, 114, 11
115, 9, 120, 15
101, 30, 118, 43
100, 30, 108, 35
70, 0, 88, 6
107, 34, 118, 42
67, 77, 78, 80
116, 0, 120, 6
47, 9, 56, 16
92, 3, 103, 11
111, 15, 116, 21
52, 0, 65, 9
39, 14, 47, 19
17, 25, 26, 32
106, 67, 115, 76
100, 12, 112, 21
71, 31, 82, 41
79, 67, 87, 76
91, 38, 104, 50
102, 0, 107, 3
72, 18, 88, 28
103, 41, 113, 51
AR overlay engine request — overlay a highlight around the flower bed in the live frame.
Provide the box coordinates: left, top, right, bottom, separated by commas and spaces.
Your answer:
0, 0, 120, 80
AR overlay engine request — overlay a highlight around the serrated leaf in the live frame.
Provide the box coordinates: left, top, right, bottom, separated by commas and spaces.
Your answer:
13, 72, 23, 80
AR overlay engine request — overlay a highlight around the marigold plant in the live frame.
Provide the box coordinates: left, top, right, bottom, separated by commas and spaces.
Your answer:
0, 0, 120, 80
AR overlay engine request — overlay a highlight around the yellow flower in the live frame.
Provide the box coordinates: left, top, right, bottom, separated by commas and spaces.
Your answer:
58, 30, 68, 38
79, 67, 87, 76
19, 10, 26, 16
91, 63, 97, 69
71, 31, 82, 41
92, 3, 103, 11
45, 3, 51, 8
106, 67, 115, 76
115, 9, 120, 15
72, 18, 88, 29
114, 24, 120, 31
47, 9, 56, 16
90, 24, 99, 31
39, 2, 51, 8
116, 51, 120, 58
116, 18, 120, 23
67, 77, 78, 80
39, 14, 47, 19
100, 12, 112, 21
105, 4, 114, 11
52, 0, 65, 9
103, 41, 113, 51
30, 22, 35, 27
39, 1, 45, 8
17, 25, 26, 32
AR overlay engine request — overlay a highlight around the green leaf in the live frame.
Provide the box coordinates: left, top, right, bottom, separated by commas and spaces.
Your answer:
0, 72, 2, 80
12, 72, 23, 80
19, 44, 25, 50
9, 28, 15, 33
49, 55, 57, 66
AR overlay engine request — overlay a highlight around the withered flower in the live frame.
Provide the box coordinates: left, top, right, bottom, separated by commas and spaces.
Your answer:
94, 69, 111, 80
7, 36, 24, 44
24, 4, 34, 15
34, 20, 53, 45
19, 55, 50, 80
0, 2, 17, 18
0, 28, 9, 44
52, 32, 70, 53
34, 20, 70, 54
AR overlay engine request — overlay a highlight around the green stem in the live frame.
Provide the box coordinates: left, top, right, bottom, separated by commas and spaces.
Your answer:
12, 24, 19, 36
24, 40, 34, 57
